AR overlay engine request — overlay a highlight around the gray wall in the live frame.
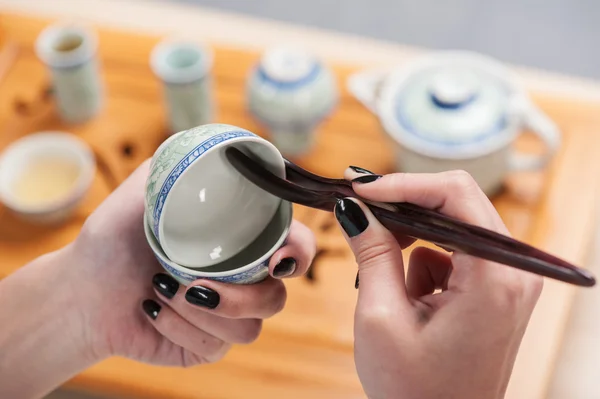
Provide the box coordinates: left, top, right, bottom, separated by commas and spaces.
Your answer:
170, 0, 599, 80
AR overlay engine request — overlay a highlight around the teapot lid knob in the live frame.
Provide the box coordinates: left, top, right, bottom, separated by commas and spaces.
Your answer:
429, 71, 478, 109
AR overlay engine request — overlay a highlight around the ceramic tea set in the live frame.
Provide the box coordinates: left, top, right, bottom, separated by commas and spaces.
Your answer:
1, 20, 588, 287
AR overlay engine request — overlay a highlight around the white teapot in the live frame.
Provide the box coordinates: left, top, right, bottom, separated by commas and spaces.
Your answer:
347, 51, 560, 196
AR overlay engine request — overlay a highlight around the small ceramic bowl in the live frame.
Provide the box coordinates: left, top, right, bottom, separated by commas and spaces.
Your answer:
143, 199, 292, 285
144, 123, 285, 269
0, 132, 96, 224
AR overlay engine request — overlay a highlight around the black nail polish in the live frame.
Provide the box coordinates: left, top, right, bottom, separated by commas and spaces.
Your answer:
335, 198, 369, 238
355, 271, 359, 289
152, 273, 179, 299
352, 174, 382, 184
185, 286, 220, 309
142, 299, 161, 320
349, 165, 374, 175
273, 258, 297, 278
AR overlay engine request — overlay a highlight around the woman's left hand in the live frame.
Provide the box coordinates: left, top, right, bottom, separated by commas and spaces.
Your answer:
72, 159, 317, 366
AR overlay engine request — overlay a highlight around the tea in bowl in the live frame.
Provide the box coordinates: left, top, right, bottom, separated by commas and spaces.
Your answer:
143, 199, 292, 285
0, 132, 96, 224
144, 123, 286, 269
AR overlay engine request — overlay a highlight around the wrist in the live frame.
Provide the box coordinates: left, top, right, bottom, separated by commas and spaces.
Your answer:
0, 244, 105, 398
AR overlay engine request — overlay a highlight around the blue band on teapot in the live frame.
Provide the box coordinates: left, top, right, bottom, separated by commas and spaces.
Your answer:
395, 93, 508, 146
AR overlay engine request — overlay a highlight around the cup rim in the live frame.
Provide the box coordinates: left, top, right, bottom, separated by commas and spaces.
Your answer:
0, 131, 96, 214
156, 132, 285, 267
143, 200, 292, 278
376, 50, 528, 160
150, 38, 213, 84
35, 22, 98, 68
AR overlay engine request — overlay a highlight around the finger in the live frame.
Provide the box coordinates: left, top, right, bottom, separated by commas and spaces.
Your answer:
174, 276, 286, 319
345, 167, 417, 249
142, 298, 231, 363
152, 273, 263, 344
345, 168, 507, 234
406, 247, 453, 298
334, 197, 411, 313
268, 220, 316, 279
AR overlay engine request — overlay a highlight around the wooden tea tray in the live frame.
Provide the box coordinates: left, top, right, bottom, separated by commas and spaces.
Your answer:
1, 12, 600, 399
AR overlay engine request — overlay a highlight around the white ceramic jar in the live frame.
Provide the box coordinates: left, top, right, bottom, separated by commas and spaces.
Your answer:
150, 39, 214, 135
247, 46, 338, 157
348, 51, 560, 196
35, 22, 104, 123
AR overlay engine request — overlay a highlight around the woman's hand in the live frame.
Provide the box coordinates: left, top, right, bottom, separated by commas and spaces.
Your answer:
336, 168, 543, 399
0, 160, 316, 398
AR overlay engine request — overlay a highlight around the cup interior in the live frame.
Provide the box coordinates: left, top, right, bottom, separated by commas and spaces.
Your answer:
166, 46, 202, 69
145, 200, 292, 276
52, 31, 84, 53
159, 138, 284, 268
150, 39, 213, 84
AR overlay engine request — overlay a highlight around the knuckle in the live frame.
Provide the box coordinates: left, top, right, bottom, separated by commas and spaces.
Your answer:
268, 282, 287, 315
354, 239, 395, 270
235, 319, 263, 344
200, 337, 230, 363
492, 279, 528, 314
446, 170, 480, 195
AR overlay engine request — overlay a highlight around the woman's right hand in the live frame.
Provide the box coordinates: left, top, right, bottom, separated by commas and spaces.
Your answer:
335, 169, 543, 399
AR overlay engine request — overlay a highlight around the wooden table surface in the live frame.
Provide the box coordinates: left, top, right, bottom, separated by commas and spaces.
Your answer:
1, 11, 600, 399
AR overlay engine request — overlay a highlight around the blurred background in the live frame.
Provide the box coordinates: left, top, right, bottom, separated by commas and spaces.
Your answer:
0, 0, 599, 398
175, 0, 598, 79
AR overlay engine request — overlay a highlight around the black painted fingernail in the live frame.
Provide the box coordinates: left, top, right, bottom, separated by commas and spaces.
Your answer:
152, 273, 179, 299
349, 165, 374, 175
185, 286, 220, 309
142, 299, 161, 320
335, 198, 369, 238
352, 174, 382, 184
355, 271, 359, 289
273, 257, 297, 278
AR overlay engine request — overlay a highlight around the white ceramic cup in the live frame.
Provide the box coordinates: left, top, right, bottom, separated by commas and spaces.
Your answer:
247, 46, 338, 157
35, 22, 104, 124
0, 132, 96, 224
143, 199, 292, 285
144, 123, 285, 269
150, 39, 214, 135
347, 51, 561, 196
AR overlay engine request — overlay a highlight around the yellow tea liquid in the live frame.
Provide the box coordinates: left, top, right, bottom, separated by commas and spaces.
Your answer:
12, 158, 81, 206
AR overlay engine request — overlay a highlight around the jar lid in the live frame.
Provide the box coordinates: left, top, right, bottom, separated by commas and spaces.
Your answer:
258, 46, 319, 85
394, 65, 510, 144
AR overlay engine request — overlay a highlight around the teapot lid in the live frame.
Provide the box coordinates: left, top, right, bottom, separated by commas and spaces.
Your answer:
393, 65, 510, 145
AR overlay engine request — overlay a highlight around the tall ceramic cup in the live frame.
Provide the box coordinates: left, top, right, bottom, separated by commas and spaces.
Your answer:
247, 46, 338, 157
35, 22, 104, 123
347, 51, 561, 196
150, 39, 214, 135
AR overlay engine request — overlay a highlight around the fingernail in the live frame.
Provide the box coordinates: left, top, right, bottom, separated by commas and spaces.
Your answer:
355, 271, 359, 289
335, 198, 369, 238
185, 286, 220, 309
142, 299, 161, 320
152, 273, 179, 299
273, 257, 297, 278
352, 174, 382, 184
349, 165, 374, 175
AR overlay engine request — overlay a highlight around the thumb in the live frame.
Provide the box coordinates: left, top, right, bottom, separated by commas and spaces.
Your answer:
334, 198, 411, 313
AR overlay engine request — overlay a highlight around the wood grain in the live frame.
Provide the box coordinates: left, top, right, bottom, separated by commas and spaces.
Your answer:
1, 12, 599, 399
